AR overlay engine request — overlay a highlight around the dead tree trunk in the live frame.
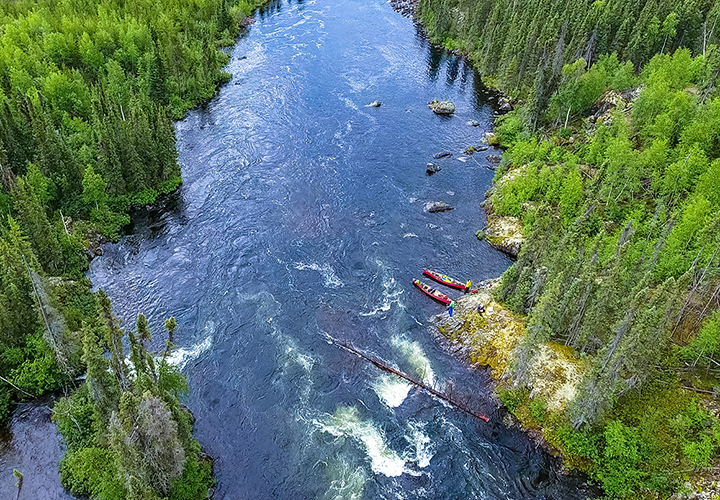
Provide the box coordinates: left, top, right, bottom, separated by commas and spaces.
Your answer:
333, 340, 490, 423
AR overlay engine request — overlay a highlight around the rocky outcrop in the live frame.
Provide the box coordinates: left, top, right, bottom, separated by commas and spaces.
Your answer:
485, 154, 502, 164
428, 99, 455, 115
479, 214, 524, 258
424, 200, 453, 212
498, 97, 513, 112
434, 281, 582, 412
433, 151, 452, 159
588, 86, 643, 126
426, 163, 441, 175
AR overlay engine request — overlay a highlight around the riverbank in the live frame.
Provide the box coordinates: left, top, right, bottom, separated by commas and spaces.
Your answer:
425, 63, 720, 499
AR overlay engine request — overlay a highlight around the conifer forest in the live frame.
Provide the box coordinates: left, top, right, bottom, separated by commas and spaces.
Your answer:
0, 0, 262, 498
4, 0, 720, 498
419, 0, 720, 497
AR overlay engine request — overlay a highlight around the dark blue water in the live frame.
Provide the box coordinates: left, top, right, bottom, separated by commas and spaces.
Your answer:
2, 0, 594, 498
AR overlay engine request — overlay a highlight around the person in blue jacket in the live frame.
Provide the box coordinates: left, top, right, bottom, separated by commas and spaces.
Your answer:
448, 300, 456, 317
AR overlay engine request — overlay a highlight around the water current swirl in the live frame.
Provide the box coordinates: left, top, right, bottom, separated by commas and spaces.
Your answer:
1, 0, 595, 498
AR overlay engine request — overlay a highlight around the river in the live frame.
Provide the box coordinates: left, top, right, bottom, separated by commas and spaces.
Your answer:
1, 0, 594, 498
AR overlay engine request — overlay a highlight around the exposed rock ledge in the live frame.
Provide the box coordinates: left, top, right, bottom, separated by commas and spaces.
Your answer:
480, 214, 523, 258
433, 280, 582, 413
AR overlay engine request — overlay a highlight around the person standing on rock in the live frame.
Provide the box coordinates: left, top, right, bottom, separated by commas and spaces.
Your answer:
477, 303, 485, 315
448, 300, 455, 317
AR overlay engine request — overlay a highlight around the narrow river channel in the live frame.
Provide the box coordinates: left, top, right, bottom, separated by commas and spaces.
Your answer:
2, 0, 595, 498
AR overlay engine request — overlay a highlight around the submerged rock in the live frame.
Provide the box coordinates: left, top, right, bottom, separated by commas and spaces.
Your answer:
433, 151, 452, 159
486, 154, 502, 164
424, 200, 453, 213
428, 99, 455, 115
466, 119, 481, 127
366, 100, 382, 107
426, 163, 441, 175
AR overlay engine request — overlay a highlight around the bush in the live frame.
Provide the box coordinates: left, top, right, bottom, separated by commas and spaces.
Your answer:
59, 447, 125, 500
53, 383, 96, 452
497, 388, 528, 413
170, 455, 215, 500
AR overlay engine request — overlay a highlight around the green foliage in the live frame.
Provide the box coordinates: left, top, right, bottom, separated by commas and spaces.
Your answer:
59, 447, 125, 500
417, 0, 716, 120
52, 384, 97, 452
529, 398, 546, 424
10, 333, 65, 394
0, 0, 258, 427
475, 29, 720, 498
681, 310, 720, 367
55, 305, 213, 500
497, 388, 528, 413
169, 455, 214, 500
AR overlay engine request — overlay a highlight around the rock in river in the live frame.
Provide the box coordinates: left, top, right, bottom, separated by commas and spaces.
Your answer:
466, 120, 481, 127
428, 99, 455, 115
366, 100, 382, 107
426, 163, 441, 175
433, 152, 452, 159
424, 200, 453, 213
486, 154, 502, 164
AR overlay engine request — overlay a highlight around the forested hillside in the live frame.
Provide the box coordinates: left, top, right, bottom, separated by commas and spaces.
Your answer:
0, 0, 263, 498
418, 0, 720, 123
417, 0, 720, 498
0, 0, 259, 417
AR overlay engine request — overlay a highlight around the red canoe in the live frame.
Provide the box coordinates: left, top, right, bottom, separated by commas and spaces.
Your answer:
423, 269, 470, 291
413, 279, 451, 305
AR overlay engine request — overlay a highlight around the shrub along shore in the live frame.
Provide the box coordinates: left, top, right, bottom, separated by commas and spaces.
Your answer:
413, 0, 720, 498
0, 0, 267, 498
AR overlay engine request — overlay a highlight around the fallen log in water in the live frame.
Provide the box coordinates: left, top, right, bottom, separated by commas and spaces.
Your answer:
333, 340, 490, 423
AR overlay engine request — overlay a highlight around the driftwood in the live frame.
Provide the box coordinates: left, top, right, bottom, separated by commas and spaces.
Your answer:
333, 340, 490, 423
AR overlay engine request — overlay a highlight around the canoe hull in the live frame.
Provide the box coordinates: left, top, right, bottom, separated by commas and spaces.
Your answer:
413, 279, 451, 305
423, 269, 468, 291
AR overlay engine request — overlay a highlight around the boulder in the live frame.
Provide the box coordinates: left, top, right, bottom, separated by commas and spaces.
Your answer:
433, 152, 452, 159
428, 99, 455, 115
426, 163, 441, 175
486, 154, 502, 164
366, 100, 382, 107
466, 119, 481, 127
499, 97, 513, 112
424, 201, 453, 213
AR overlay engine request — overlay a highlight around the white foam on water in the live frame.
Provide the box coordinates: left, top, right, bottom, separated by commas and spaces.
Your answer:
319, 406, 405, 477
280, 339, 316, 373
372, 374, 412, 408
320, 457, 368, 500
405, 421, 435, 468
402, 233, 418, 238
360, 260, 403, 317
166, 321, 214, 371
294, 262, 344, 288
391, 335, 435, 386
